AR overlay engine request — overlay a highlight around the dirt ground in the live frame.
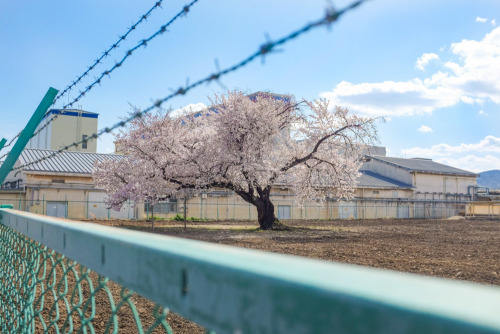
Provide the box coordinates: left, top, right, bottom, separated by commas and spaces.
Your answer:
104, 218, 500, 286
48, 218, 500, 333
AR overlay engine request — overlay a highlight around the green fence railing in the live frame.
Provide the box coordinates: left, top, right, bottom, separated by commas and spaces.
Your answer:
1, 208, 500, 333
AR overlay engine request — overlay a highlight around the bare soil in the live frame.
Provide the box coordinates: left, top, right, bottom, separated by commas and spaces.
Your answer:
104, 218, 500, 286
60, 218, 500, 332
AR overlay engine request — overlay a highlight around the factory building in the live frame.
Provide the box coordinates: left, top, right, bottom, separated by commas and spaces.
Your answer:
0, 147, 479, 220
27, 109, 99, 153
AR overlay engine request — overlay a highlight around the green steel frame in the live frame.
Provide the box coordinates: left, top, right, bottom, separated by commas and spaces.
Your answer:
0, 87, 58, 186
1, 208, 500, 334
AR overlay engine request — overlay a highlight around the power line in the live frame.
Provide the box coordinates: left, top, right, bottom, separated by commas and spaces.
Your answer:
13, 0, 368, 171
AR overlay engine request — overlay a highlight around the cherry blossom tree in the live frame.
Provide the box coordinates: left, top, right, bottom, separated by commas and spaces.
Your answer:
93, 91, 378, 230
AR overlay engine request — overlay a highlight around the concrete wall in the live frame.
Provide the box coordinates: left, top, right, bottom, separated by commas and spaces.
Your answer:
414, 173, 476, 194
0, 191, 26, 210
355, 188, 413, 200
466, 202, 500, 217
28, 111, 98, 152
51, 113, 97, 152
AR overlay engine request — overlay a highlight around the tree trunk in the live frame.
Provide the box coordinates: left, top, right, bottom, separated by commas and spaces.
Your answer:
256, 194, 278, 230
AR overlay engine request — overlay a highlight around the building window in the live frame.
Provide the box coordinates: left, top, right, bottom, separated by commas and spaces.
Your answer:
144, 199, 178, 214
82, 135, 88, 149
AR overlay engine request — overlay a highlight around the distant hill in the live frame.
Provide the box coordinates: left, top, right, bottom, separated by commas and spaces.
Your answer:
478, 170, 500, 189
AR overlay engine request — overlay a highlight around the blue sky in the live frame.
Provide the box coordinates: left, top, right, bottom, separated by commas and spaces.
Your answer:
1, 0, 499, 173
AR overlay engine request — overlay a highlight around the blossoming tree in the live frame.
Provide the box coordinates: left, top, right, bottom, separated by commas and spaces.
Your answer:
93, 91, 378, 230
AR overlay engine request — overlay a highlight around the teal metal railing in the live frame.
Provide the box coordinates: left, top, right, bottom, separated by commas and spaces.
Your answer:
1, 208, 500, 333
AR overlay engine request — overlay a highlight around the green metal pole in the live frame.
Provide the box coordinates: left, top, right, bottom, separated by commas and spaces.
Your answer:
0, 87, 58, 185
0, 138, 6, 152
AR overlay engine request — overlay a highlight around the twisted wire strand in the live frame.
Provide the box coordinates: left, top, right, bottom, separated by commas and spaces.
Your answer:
12, 0, 367, 172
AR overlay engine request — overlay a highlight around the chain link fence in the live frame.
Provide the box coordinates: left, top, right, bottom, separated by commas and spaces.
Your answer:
0, 196, 467, 221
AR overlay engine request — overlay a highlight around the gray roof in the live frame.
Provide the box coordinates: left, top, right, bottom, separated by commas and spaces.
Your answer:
18, 149, 123, 174
358, 171, 413, 189
365, 155, 478, 177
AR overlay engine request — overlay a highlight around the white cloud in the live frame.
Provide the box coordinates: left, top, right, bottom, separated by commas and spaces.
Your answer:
478, 110, 488, 116
415, 53, 439, 71
320, 78, 460, 116
404, 135, 500, 157
476, 17, 488, 23
492, 19, 497, 26
170, 102, 207, 118
418, 125, 433, 133
435, 155, 500, 173
320, 26, 500, 117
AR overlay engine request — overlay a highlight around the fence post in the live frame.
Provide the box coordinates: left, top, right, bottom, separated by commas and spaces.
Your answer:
183, 196, 187, 221
43, 194, 45, 215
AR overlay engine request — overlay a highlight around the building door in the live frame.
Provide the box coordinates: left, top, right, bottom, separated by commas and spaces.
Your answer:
339, 201, 357, 219
46, 201, 67, 218
277, 205, 291, 220
397, 204, 410, 218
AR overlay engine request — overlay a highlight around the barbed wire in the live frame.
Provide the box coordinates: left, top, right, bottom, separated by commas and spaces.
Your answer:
27, 0, 199, 146
0, 133, 19, 158
0, 150, 10, 162
53, 1, 164, 106
62, 0, 199, 110
13, 0, 367, 171
0, 0, 166, 156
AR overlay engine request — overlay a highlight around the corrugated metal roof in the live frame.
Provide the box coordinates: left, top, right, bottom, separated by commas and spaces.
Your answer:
366, 155, 478, 177
358, 171, 413, 189
18, 149, 123, 174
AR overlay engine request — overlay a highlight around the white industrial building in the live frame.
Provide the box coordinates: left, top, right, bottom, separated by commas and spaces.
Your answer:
0, 147, 479, 220
27, 109, 99, 153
